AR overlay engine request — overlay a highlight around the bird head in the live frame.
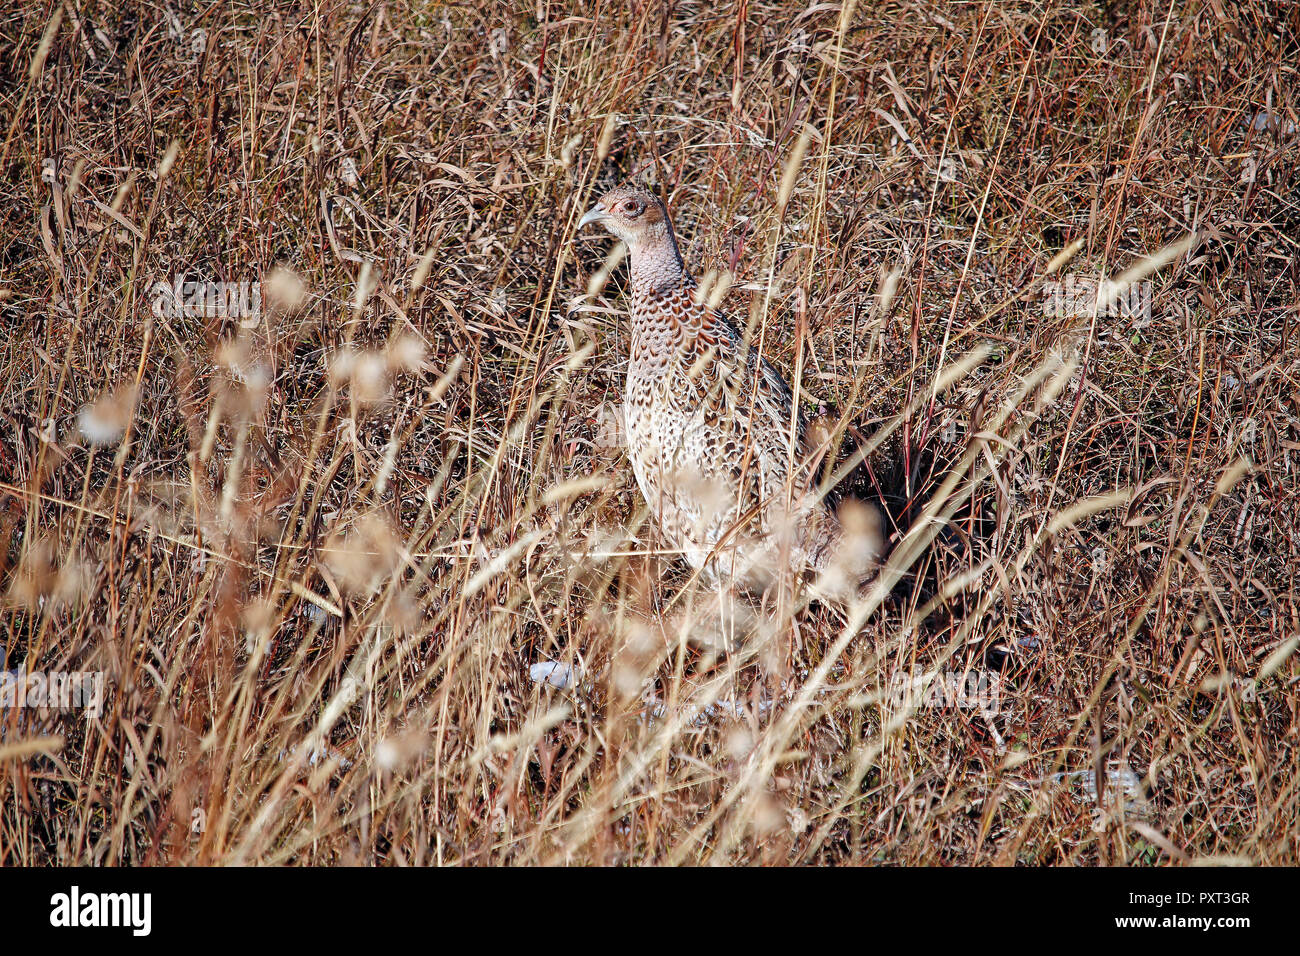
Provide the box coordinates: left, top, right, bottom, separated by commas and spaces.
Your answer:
578, 184, 670, 249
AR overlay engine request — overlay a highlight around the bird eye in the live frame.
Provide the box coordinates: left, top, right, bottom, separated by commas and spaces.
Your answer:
621, 199, 643, 217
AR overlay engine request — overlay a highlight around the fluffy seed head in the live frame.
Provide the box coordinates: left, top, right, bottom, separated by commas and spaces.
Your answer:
78, 386, 138, 446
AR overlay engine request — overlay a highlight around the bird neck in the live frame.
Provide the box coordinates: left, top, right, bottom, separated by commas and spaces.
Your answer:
629, 220, 691, 295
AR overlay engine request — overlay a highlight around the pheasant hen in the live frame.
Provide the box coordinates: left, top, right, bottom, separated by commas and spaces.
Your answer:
580, 184, 872, 596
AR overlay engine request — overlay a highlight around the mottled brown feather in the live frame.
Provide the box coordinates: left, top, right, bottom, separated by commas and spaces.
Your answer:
582, 184, 852, 592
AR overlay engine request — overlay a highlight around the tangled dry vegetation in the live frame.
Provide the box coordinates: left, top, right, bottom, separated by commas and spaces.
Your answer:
1, 0, 1297, 865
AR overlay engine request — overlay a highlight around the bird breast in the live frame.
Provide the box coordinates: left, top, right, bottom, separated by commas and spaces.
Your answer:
622, 287, 814, 576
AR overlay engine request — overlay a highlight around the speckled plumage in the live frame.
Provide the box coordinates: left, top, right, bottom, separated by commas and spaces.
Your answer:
581, 184, 848, 592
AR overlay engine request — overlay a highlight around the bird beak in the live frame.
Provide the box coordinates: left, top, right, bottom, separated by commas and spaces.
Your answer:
578, 205, 608, 228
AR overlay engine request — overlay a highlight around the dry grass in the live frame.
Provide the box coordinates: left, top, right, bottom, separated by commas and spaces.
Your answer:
1, 0, 1298, 865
